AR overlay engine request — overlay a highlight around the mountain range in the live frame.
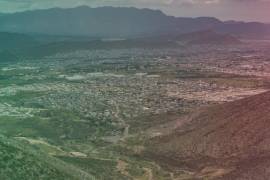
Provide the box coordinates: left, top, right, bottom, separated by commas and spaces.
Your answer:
0, 6, 269, 38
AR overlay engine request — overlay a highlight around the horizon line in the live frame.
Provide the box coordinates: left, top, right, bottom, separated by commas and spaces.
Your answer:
0, 5, 268, 24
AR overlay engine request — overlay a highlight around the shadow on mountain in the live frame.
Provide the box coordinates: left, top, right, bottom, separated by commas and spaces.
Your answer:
14, 30, 241, 58
0, 32, 37, 50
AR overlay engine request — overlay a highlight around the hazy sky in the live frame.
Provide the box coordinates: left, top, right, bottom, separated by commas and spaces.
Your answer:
0, 0, 269, 22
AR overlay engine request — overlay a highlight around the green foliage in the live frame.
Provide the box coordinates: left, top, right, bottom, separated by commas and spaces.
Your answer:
57, 156, 124, 180
0, 135, 83, 180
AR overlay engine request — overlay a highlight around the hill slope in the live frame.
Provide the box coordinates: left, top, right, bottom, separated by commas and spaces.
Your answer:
0, 32, 37, 50
0, 135, 94, 179
146, 91, 270, 179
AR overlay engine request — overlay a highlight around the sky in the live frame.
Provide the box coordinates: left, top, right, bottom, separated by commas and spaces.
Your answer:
0, 0, 269, 22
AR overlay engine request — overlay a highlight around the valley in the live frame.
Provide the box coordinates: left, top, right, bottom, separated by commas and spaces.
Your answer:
0, 38, 270, 179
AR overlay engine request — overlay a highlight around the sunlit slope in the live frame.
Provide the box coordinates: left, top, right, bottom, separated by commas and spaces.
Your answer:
146, 91, 270, 179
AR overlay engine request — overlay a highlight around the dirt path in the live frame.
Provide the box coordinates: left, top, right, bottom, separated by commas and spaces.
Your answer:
117, 160, 130, 177
142, 168, 153, 180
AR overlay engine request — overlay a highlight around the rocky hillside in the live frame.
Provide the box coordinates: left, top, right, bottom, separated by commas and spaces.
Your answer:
146, 91, 270, 179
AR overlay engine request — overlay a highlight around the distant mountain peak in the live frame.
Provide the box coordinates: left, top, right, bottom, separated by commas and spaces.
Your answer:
0, 6, 269, 38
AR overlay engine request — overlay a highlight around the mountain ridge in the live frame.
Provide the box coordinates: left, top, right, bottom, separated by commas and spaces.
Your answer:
0, 6, 268, 38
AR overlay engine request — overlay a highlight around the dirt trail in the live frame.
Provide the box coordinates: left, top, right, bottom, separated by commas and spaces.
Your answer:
117, 160, 154, 180
142, 168, 153, 180
117, 160, 130, 177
